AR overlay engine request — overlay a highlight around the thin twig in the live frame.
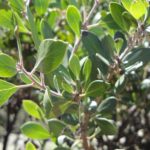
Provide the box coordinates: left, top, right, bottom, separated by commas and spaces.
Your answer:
17, 63, 62, 97
70, 37, 81, 58
119, 22, 144, 60
40, 72, 46, 88
83, 0, 99, 27
16, 83, 34, 89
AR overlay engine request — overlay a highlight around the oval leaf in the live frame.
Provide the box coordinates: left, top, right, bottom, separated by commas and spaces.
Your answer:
85, 80, 110, 97
66, 5, 82, 37
21, 122, 50, 139
110, 2, 129, 31
82, 58, 92, 81
0, 80, 18, 106
69, 55, 81, 79
0, 53, 17, 78
34, 39, 68, 74
97, 97, 116, 115
96, 118, 117, 135
23, 100, 44, 119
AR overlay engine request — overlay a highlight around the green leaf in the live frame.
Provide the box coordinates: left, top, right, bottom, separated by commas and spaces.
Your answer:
0, 53, 17, 78
13, 12, 29, 33
26, 142, 36, 150
9, 0, 25, 14
62, 82, 74, 93
97, 97, 116, 115
0, 80, 18, 106
114, 75, 127, 93
47, 9, 59, 28
48, 119, 66, 137
43, 87, 53, 118
82, 31, 114, 76
66, 5, 82, 37
100, 35, 116, 62
123, 48, 150, 67
114, 31, 127, 54
21, 122, 50, 139
23, 100, 44, 119
0, 9, 13, 29
62, 91, 73, 100
101, 13, 121, 30
27, 6, 40, 49
34, 39, 68, 74
53, 75, 60, 93
96, 118, 117, 135
33, 0, 49, 15
82, 58, 92, 81
122, 0, 148, 19
110, 2, 129, 31
19, 73, 40, 89
122, 11, 138, 28
40, 19, 53, 39
69, 55, 81, 79
85, 80, 109, 97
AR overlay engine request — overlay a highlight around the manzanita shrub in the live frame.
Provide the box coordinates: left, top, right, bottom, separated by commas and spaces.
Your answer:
0, 0, 150, 149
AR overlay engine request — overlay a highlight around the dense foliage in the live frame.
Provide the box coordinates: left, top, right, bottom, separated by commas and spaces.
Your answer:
0, 0, 150, 150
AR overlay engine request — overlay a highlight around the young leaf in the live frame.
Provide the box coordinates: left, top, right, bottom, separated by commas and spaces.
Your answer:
43, 87, 53, 118
85, 80, 110, 97
96, 118, 117, 135
66, 5, 82, 37
26, 142, 36, 150
0, 53, 17, 78
0, 80, 18, 106
0, 9, 13, 29
69, 55, 81, 80
27, 6, 40, 49
97, 97, 116, 115
21, 122, 50, 139
33, 39, 68, 74
122, 0, 148, 20
23, 100, 44, 119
